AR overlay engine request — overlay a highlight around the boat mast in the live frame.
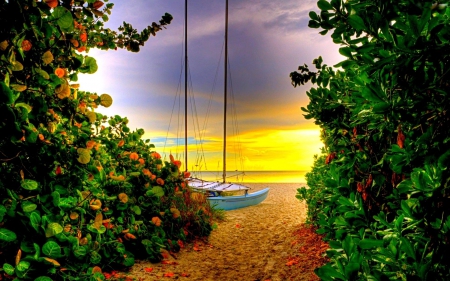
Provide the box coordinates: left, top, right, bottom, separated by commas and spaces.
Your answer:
184, 0, 188, 172
222, 0, 228, 183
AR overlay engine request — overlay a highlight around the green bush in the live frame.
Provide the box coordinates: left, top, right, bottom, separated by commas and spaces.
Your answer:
292, 0, 450, 280
0, 1, 213, 280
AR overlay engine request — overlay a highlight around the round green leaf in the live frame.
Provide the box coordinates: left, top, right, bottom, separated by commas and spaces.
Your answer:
0, 228, 17, 242
16, 260, 30, 272
132, 205, 142, 215
53, 7, 74, 32
45, 222, 63, 238
42, 241, 61, 258
152, 186, 164, 197
3, 263, 15, 275
73, 246, 87, 259
21, 179, 39, 190
79, 56, 98, 74
21, 201, 37, 213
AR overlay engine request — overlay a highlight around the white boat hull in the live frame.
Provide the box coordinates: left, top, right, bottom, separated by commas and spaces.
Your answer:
208, 187, 270, 210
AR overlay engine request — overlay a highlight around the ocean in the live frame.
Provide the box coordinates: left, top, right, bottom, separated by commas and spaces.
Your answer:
188, 170, 308, 183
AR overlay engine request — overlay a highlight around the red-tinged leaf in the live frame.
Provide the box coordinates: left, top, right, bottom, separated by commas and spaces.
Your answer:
286, 258, 299, 266
397, 125, 406, 148
56, 166, 61, 175
177, 240, 184, 248
144, 267, 153, 273
163, 272, 175, 277
161, 250, 170, 259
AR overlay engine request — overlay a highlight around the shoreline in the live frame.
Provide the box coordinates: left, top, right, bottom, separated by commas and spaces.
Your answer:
110, 183, 322, 281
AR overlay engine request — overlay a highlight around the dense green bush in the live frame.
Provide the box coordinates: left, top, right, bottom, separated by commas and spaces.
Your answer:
292, 0, 450, 280
0, 1, 213, 280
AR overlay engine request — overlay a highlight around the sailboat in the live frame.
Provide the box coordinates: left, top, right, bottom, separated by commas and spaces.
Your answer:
182, 0, 269, 210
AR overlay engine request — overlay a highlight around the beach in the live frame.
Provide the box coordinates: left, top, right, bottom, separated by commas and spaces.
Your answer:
111, 183, 327, 281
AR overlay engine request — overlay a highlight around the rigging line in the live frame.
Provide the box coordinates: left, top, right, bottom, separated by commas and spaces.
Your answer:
163, 14, 187, 155
194, 40, 226, 172
163, 41, 185, 155
227, 57, 245, 173
187, 63, 204, 170
200, 41, 225, 142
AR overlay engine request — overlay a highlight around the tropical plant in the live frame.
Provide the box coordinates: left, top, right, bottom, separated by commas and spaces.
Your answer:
0, 1, 214, 280
292, 0, 450, 280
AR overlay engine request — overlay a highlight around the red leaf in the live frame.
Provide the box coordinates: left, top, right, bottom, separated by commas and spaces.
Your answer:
181, 272, 190, 277
193, 243, 200, 251
161, 260, 177, 265
397, 125, 406, 148
163, 272, 174, 277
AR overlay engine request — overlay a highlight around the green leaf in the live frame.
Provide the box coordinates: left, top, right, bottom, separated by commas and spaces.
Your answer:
3, 263, 15, 275
16, 260, 30, 272
45, 222, 63, 238
35, 277, 54, 281
309, 11, 319, 21
30, 212, 42, 232
42, 241, 61, 258
0, 81, 14, 105
348, 15, 366, 31
339, 47, 353, 58
359, 238, 384, 249
79, 56, 98, 74
21, 179, 39, 190
361, 87, 384, 103
317, 0, 334, 11
132, 205, 142, 215
53, 7, 74, 32
0, 228, 17, 242
152, 186, 165, 197
51, 191, 60, 207
21, 201, 37, 213
316, 263, 345, 280
34, 68, 50, 79
73, 246, 87, 259
400, 237, 416, 260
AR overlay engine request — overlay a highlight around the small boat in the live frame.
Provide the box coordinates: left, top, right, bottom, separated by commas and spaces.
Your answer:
188, 178, 270, 210
180, 0, 270, 210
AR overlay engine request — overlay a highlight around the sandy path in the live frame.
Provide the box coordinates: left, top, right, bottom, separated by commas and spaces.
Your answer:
119, 183, 316, 281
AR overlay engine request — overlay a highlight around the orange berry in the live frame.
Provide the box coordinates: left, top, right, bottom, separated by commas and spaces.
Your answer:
45, 0, 58, 8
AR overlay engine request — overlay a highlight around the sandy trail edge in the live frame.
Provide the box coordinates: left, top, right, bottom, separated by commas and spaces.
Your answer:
122, 183, 314, 281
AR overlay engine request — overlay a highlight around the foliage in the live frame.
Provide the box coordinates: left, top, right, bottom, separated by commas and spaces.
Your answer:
0, 1, 215, 280
292, 0, 450, 280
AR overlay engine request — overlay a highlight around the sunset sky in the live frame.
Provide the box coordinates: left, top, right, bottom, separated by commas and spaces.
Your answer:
78, 0, 343, 173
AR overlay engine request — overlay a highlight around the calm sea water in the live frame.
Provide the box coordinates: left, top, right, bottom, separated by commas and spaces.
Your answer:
189, 170, 308, 183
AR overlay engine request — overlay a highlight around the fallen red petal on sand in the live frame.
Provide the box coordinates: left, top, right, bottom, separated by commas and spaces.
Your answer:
163, 272, 175, 277
235, 223, 241, 228
286, 259, 299, 266
181, 272, 190, 277
161, 260, 178, 265
144, 267, 153, 272
193, 243, 200, 251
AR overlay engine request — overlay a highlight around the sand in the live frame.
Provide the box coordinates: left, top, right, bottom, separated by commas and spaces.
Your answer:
111, 183, 324, 281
